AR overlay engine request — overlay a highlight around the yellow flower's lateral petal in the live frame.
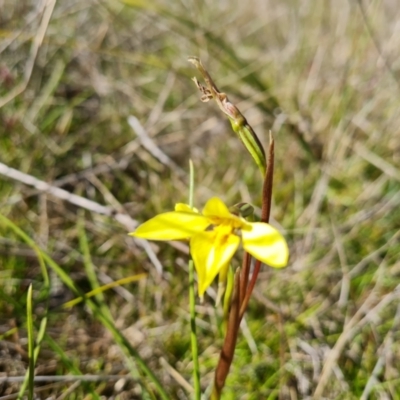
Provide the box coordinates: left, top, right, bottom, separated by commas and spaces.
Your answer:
190, 231, 240, 297
202, 197, 232, 220
130, 212, 209, 240
242, 222, 289, 267
175, 203, 199, 213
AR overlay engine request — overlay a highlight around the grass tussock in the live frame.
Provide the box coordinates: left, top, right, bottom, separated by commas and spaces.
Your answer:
1, 0, 400, 398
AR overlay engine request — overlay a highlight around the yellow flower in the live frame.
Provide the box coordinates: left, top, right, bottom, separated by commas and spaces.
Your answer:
130, 197, 288, 298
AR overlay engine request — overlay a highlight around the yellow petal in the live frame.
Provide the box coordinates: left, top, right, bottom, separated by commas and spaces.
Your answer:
130, 211, 210, 240
202, 197, 232, 219
190, 231, 240, 297
242, 222, 289, 267
175, 203, 199, 213
202, 198, 244, 230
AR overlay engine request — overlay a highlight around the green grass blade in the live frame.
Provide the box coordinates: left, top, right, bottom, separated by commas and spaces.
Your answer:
62, 273, 147, 308
27, 285, 34, 400
78, 212, 104, 303
0, 213, 169, 400
16, 285, 35, 400
0, 215, 49, 400
44, 334, 101, 399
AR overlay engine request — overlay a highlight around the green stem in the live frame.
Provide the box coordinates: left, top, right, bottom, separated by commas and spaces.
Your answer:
188, 160, 201, 399
189, 260, 201, 399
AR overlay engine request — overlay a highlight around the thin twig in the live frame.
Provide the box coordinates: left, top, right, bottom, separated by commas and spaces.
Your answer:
0, 375, 130, 383
354, 141, 400, 182
0, 162, 132, 226
4, 156, 134, 207
159, 357, 194, 394
0, 161, 164, 274
127, 115, 186, 178
54, 380, 81, 400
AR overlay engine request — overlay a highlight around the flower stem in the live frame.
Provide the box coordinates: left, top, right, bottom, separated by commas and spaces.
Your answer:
239, 132, 275, 319
188, 160, 201, 399
239, 252, 252, 307
189, 260, 201, 399
260, 132, 274, 223
211, 268, 241, 399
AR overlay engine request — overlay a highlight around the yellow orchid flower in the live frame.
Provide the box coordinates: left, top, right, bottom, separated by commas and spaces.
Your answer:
130, 197, 288, 298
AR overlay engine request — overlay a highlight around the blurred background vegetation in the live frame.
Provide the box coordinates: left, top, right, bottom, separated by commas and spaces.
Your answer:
1, 0, 400, 398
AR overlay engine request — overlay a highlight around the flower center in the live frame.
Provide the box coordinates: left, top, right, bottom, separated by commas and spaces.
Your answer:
215, 221, 235, 236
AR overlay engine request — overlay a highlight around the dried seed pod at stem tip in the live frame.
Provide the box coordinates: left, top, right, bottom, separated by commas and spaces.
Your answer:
188, 56, 267, 176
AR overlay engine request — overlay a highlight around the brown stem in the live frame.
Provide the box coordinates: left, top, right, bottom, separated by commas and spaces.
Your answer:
211, 132, 275, 398
239, 133, 274, 319
261, 132, 274, 223
211, 268, 241, 399
239, 252, 252, 306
